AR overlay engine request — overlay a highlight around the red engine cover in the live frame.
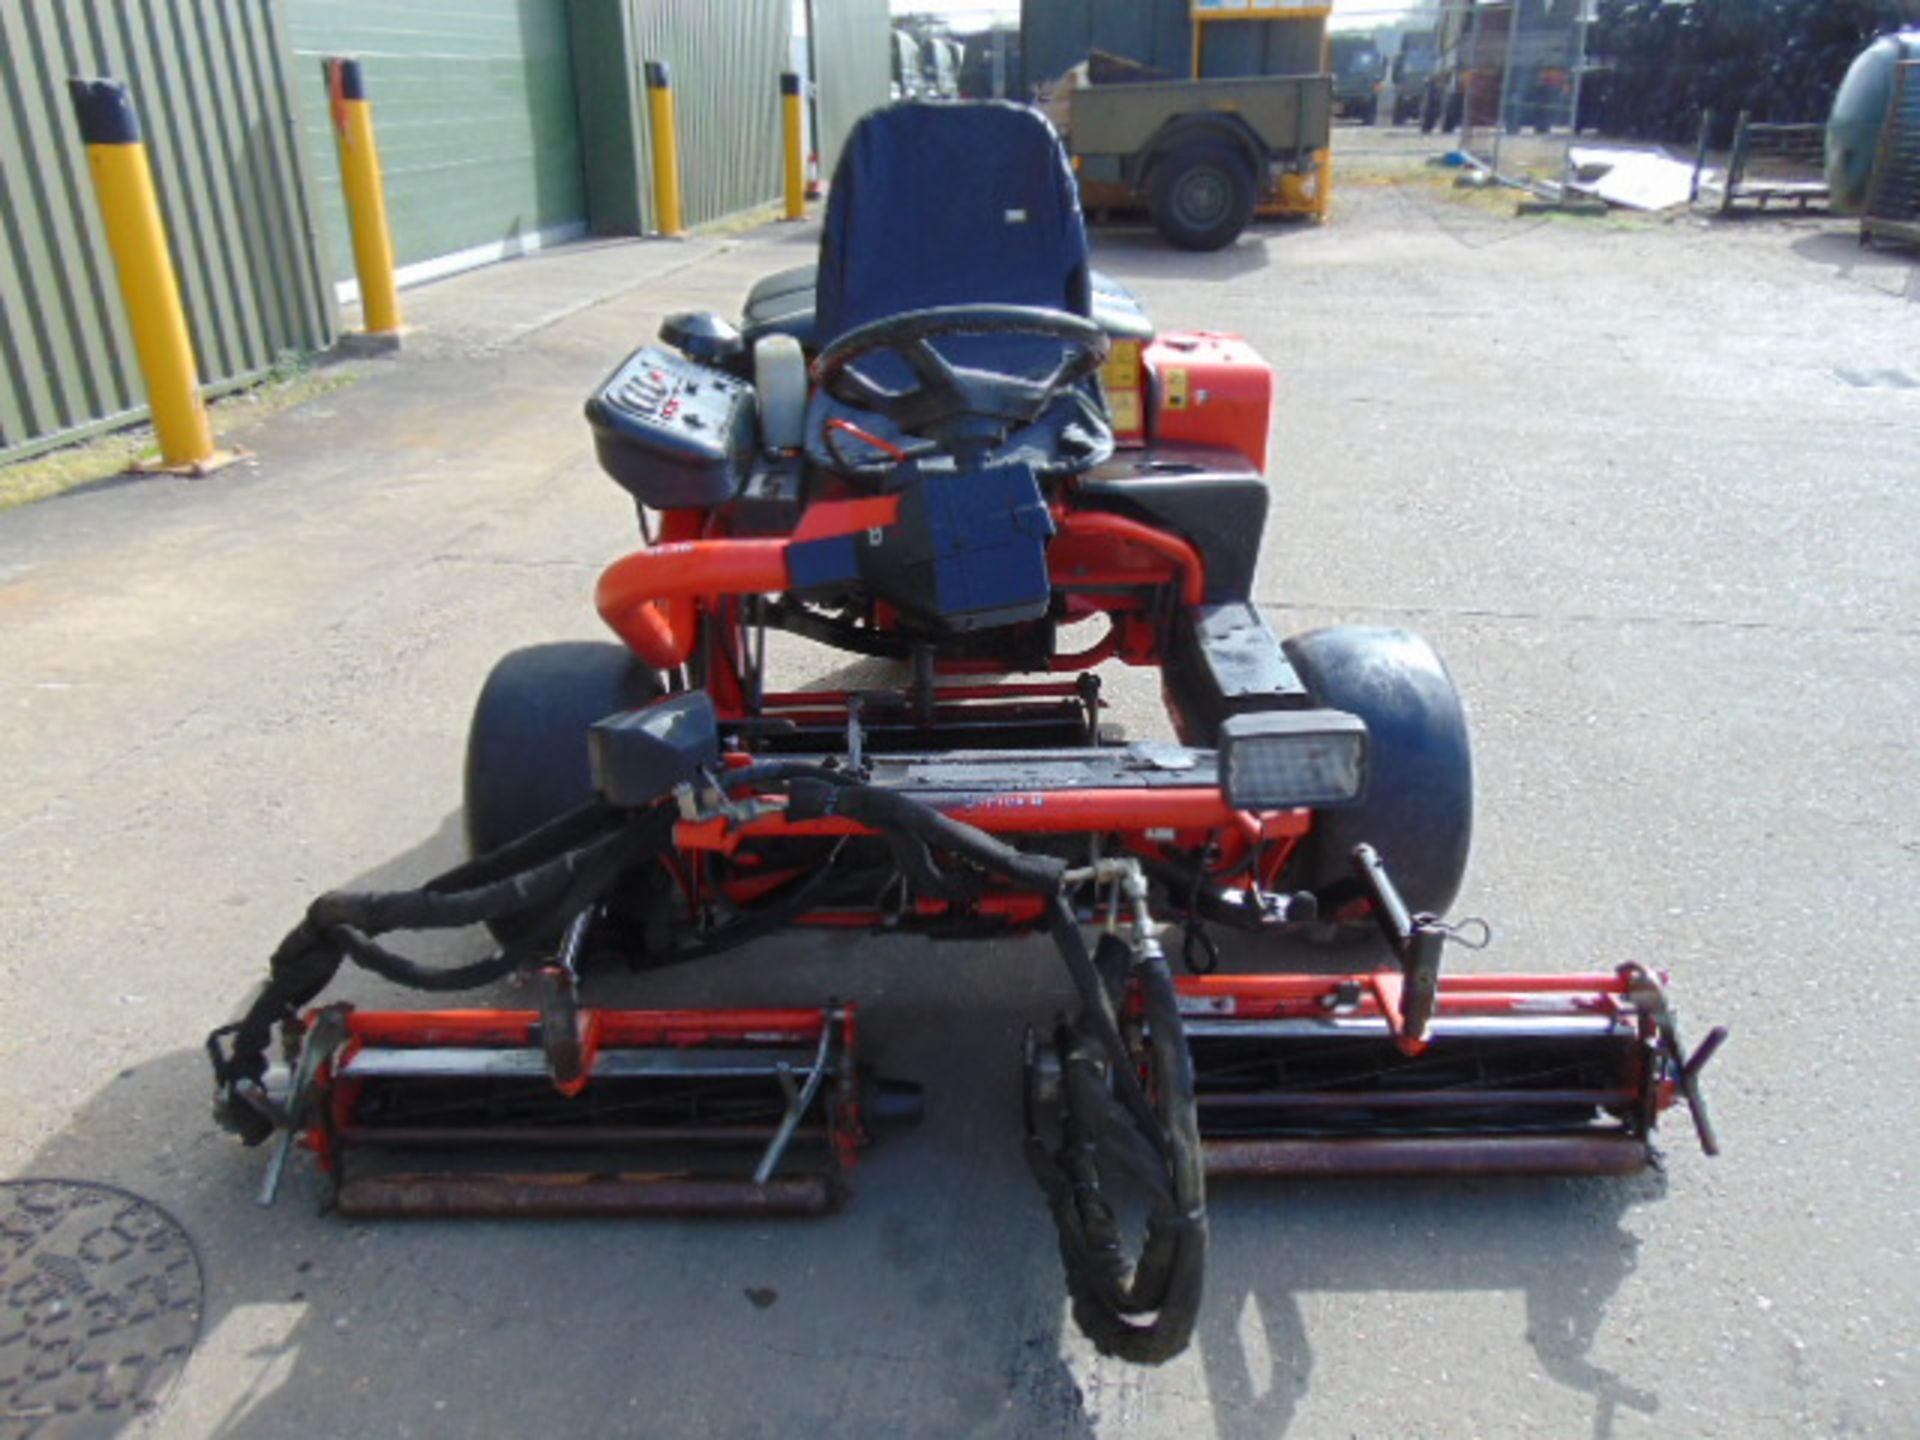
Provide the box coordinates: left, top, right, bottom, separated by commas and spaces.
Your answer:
1144, 333, 1273, 471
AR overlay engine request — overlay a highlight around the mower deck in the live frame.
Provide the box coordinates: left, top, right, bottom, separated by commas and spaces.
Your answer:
1178, 968, 1709, 1179
290, 1003, 921, 1219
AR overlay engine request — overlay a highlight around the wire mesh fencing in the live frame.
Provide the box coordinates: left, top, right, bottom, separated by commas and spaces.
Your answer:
1455, 0, 1592, 193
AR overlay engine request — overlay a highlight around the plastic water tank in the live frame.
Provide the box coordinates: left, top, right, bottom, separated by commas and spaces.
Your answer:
1827, 30, 1920, 215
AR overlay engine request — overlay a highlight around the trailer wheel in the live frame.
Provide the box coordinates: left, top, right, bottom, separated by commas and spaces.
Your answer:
465, 643, 662, 936
1149, 142, 1256, 252
1280, 626, 1473, 929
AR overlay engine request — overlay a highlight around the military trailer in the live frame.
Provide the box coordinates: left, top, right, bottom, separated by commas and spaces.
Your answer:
1028, 0, 1338, 248
1061, 73, 1333, 248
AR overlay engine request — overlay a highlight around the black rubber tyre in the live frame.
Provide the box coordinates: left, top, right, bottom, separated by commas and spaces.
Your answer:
1280, 626, 1473, 925
464, 642, 663, 862
465, 642, 664, 944
1148, 142, 1256, 252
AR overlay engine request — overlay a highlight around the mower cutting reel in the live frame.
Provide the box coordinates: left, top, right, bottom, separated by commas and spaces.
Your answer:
208, 99, 1721, 1367
1178, 960, 1724, 1180
259, 996, 916, 1219
326, 1004, 862, 1218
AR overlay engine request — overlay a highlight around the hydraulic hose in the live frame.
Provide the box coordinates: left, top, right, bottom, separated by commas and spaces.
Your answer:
667, 856, 890, 962
209, 805, 672, 1141
1026, 947, 1207, 1365
784, 776, 1069, 893
309, 815, 642, 938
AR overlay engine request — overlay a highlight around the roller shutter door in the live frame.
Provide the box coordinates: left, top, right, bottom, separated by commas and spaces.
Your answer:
289, 0, 586, 290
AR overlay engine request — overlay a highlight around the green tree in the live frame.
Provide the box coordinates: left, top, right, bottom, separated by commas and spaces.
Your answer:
1587, 0, 1911, 140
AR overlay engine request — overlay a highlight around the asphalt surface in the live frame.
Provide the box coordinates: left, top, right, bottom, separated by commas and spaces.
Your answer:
2, 132, 1916, 1438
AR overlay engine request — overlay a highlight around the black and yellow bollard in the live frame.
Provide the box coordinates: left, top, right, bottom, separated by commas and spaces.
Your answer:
645, 61, 685, 237
781, 72, 806, 221
324, 58, 403, 339
67, 78, 233, 474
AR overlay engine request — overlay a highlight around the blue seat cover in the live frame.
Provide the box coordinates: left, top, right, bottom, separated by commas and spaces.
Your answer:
815, 103, 1093, 345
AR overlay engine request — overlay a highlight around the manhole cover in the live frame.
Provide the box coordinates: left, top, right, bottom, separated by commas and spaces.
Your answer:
1, 1181, 203, 1439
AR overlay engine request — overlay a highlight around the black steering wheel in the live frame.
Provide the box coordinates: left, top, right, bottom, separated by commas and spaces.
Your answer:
813, 305, 1109, 466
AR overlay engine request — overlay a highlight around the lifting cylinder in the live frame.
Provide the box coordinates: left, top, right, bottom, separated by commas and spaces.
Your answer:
66, 78, 227, 473
324, 59, 402, 336
646, 61, 685, 237
782, 72, 806, 220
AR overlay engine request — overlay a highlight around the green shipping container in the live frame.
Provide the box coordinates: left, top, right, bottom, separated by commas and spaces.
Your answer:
1020, 0, 1323, 90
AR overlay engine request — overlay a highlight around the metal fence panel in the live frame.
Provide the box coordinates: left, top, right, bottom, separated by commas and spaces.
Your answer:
1457, 0, 1587, 189
1, 0, 334, 461
811, 0, 891, 175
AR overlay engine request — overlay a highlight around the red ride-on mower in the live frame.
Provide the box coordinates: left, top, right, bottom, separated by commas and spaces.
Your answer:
209, 104, 1722, 1364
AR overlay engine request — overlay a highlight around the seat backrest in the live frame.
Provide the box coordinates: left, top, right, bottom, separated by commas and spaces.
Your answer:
815, 102, 1092, 346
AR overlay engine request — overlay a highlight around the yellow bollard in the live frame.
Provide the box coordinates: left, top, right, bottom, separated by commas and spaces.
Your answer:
781, 72, 806, 221
646, 61, 685, 237
324, 58, 403, 337
67, 78, 232, 473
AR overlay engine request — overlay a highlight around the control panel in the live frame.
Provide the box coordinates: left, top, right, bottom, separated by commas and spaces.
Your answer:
585, 345, 757, 509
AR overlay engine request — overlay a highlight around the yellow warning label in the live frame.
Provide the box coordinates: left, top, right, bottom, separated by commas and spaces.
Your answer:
1163, 367, 1188, 410
1100, 341, 1144, 437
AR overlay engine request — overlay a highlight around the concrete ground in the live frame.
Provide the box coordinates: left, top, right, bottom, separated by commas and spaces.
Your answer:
2, 132, 1916, 1438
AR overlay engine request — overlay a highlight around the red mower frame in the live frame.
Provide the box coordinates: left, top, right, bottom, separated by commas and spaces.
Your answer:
209, 100, 1722, 1369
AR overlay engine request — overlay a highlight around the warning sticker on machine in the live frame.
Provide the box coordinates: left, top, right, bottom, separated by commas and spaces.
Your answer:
1162, 367, 1188, 410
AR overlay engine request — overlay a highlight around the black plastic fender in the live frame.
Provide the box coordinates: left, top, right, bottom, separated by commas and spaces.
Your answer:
1280, 626, 1473, 920
465, 642, 663, 861
1135, 112, 1267, 186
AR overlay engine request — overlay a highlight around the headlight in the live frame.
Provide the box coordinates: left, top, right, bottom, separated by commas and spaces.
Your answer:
589, 692, 720, 808
1218, 710, 1368, 811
